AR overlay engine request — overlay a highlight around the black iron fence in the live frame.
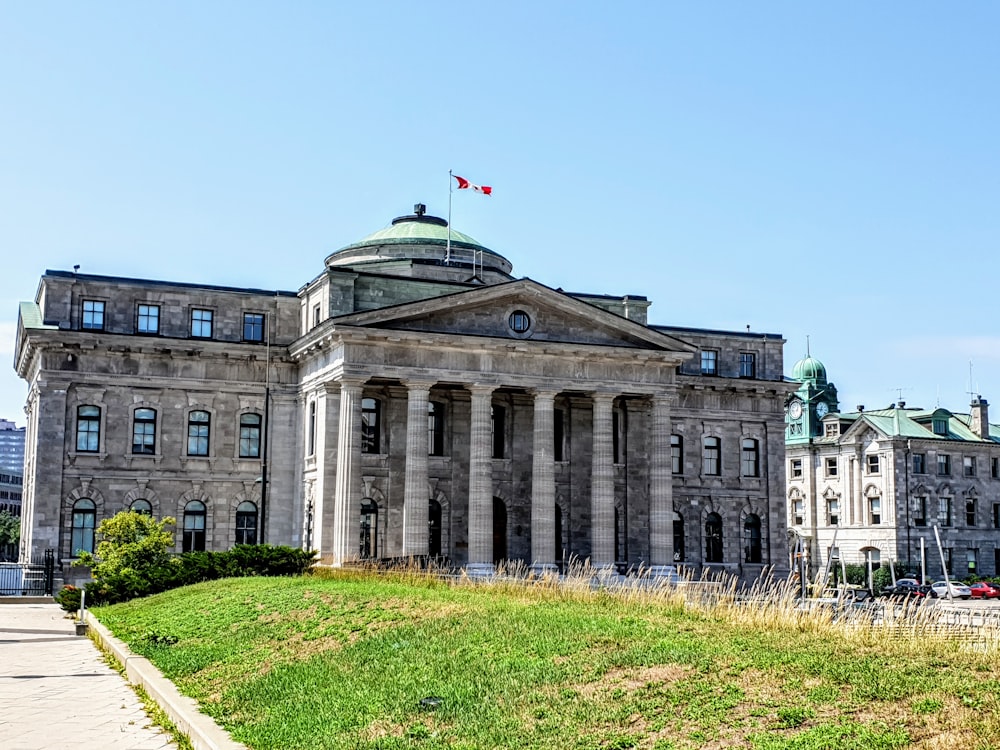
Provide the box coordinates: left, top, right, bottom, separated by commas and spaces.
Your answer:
0, 549, 55, 596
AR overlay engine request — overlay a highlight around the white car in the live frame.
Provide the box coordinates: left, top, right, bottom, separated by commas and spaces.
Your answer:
930, 581, 972, 600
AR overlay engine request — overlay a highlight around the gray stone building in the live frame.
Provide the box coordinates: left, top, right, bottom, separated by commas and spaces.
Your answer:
15, 205, 792, 580
786, 353, 1000, 580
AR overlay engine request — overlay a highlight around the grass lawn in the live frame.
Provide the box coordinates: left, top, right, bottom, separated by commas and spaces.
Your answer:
94, 570, 1000, 750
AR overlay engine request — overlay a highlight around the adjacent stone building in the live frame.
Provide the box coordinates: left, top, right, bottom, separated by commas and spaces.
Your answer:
786, 353, 1000, 580
15, 205, 792, 580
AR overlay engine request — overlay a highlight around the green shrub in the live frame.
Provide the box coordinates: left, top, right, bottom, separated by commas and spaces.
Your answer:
55, 584, 82, 612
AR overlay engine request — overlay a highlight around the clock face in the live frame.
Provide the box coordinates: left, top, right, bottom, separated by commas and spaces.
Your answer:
815, 402, 829, 419
788, 401, 803, 419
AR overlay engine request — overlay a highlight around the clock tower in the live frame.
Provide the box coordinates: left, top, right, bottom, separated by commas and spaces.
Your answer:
786, 353, 839, 444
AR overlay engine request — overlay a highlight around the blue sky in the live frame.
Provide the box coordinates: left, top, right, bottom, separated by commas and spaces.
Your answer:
3, 3, 1000, 424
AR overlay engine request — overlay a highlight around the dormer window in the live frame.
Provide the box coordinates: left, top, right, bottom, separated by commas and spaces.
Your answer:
932, 418, 948, 436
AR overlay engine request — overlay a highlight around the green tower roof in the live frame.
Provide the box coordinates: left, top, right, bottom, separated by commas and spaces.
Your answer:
791, 355, 827, 384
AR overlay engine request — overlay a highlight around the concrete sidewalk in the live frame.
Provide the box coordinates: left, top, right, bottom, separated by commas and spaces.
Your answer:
0, 602, 175, 750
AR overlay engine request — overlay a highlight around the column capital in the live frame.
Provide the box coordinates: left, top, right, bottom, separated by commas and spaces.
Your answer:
401, 379, 436, 392
529, 388, 560, 401
337, 376, 368, 391
589, 390, 617, 405
651, 389, 679, 409
467, 382, 498, 397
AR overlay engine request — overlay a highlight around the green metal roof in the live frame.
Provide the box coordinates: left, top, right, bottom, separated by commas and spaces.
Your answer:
18, 301, 57, 330
338, 219, 487, 252
833, 406, 998, 443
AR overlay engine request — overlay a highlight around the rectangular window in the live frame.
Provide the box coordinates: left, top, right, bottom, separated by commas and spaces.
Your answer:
964, 456, 976, 477
362, 398, 380, 454
912, 453, 926, 474
944, 548, 953, 576
308, 401, 317, 456
491, 405, 506, 459
968, 549, 978, 576
866, 454, 880, 474
967, 498, 977, 527
671, 434, 683, 475
914, 497, 927, 527
828, 498, 839, 526
790, 458, 803, 478
75, 405, 101, 452
428, 402, 445, 457
553, 409, 565, 462
937, 454, 951, 476
700, 350, 718, 375
793, 498, 804, 526
994, 503, 1000, 529
993, 457, 999, 479
312, 304, 321, 328
239, 413, 262, 458
869, 496, 881, 525
825, 457, 838, 477
739, 352, 756, 378
933, 418, 948, 436
741, 438, 759, 477
187, 410, 210, 456
612, 408, 625, 464
939, 497, 952, 527
137, 304, 160, 334
191, 309, 213, 338
824, 423, 839, 437
703, 437, 721, 476
131, 408, 156, 455
243, 312, 265, 342
82, 300, 105, 330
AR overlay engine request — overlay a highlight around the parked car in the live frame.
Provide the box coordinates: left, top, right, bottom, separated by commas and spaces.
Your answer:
880, 580, 928, 599
929, 581, 972, 600
969, 582, 1000, 599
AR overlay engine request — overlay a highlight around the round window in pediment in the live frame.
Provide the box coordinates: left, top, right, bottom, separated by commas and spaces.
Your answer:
508, 310, 531, 333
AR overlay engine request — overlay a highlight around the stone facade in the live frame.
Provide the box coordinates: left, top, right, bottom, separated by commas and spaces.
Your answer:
786, 354, 1000, 580
15, 206, 792, 580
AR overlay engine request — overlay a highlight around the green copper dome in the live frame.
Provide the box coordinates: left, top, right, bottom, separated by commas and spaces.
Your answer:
791, 355, 827, 384
324, 204, 513, 280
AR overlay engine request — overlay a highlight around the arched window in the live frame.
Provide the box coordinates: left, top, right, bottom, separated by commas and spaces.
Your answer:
743, 514, 762, 564
183, 500, 206, 552
360, 499, 377, 559
705, 512, 723, 563
71, 498, 96, 555
239, 413, 262, 458
428, 499, 442, 557
187, 411, 210, 456
362, 398, 381, 454
76, 405, 101, 453
673, 511, 685, 562
132, 408, 156, 455
235, 501, 258, 545
130, 499, 152, 516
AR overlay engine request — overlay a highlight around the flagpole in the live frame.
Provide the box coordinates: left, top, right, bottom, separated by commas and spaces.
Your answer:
446, 169, 453, 265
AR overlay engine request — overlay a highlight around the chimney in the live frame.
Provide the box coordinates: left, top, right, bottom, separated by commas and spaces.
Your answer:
971, 397, 990, 439
857, 405, 864, 413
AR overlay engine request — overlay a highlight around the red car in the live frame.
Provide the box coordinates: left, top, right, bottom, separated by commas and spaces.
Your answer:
969, 582, 1000, 599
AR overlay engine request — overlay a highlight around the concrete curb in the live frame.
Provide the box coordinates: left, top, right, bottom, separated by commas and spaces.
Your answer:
85, 610, 248, 750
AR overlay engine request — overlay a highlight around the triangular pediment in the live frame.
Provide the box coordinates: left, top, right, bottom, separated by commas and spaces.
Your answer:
328, 278, 697, 353
840, 416, 891, 444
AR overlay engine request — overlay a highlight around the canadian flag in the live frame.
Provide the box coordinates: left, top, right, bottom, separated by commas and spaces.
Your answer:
454, 175, 492, 195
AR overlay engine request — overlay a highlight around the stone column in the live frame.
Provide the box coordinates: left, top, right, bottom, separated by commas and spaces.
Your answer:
466, 384, 496, 577
402, 381, 433, 557
591, 392, 616, 570
530, 389, 558, 575
648, 392, 676, 576
332, 377, 365, 566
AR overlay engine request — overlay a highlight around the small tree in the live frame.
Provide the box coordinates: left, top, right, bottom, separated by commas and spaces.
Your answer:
78, 510, 177, 603
0, 510, 20, 561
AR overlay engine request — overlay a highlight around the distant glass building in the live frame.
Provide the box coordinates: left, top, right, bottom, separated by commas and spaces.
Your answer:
0, 419, 26, 474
